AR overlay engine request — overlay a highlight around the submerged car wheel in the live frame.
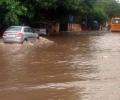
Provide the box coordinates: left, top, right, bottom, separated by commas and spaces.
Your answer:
37, 36, 40, 39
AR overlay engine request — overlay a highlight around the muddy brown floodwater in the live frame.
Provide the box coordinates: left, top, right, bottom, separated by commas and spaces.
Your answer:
0, 32, 120, 100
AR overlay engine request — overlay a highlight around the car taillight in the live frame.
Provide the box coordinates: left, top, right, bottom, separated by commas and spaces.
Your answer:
17, 32, 23, 37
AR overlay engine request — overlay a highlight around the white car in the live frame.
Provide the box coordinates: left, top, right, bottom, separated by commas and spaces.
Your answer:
34, 28, 47, 36
3, 26, 39, 44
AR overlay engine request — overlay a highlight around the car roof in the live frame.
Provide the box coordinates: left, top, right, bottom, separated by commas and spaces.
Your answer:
10, 26, 31, 28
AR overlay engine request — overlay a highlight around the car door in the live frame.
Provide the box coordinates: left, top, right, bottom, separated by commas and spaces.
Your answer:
29, 28, 38, 38
24, 27, 35, 38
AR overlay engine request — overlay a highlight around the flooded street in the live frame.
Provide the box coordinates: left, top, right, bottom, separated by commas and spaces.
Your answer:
0, 31, 120, 100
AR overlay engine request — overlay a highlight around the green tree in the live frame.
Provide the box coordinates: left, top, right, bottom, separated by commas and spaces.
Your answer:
0, 0, 120, 29
0, 0, 27, 25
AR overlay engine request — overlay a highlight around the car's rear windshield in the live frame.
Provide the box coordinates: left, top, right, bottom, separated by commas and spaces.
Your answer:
6, 27, 22, 32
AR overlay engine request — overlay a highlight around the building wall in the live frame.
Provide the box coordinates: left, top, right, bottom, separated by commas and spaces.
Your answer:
48, 23, 82, 35
68, 24, 82, 32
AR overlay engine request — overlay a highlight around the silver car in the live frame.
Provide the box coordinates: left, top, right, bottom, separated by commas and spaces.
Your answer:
3, 26, 39, 44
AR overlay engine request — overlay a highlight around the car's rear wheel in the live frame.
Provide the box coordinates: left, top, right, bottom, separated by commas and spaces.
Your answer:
20, 38, 27, 44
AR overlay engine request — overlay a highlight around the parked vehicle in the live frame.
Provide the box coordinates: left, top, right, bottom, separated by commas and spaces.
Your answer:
34, 28, 47, 36
3, 26, 39, 44
111, 18, 120, 32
